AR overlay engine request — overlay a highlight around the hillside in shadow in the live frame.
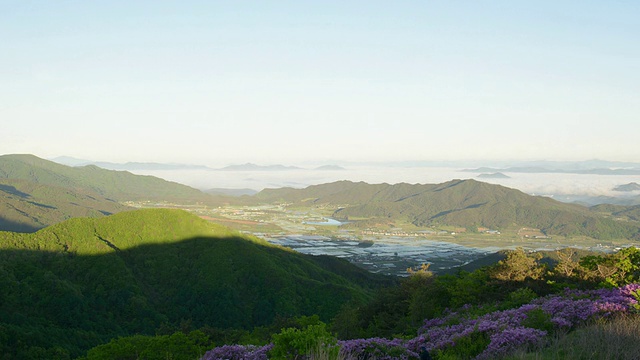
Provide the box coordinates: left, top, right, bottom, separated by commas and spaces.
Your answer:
0, 209, 393, 358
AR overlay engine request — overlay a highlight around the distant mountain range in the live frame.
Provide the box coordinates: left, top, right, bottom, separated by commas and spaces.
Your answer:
254, 180, 640, 240
51, 157, 347, 172
460, 159, 640, 171
0, 209, 391, 358
463, 166, 640, 175
51, 156, 212, 171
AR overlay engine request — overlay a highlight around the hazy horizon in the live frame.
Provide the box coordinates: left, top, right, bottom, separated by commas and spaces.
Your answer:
2, 2, 638, 165
41, 153, 640, 204
42, 153, 640, 168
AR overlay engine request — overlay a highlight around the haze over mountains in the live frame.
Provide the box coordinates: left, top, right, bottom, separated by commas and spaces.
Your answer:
51, 156, 212, 171
463, 165, 640, 176
51, 156, 346, 172
47, 156, 640, 205
53, 156, 640, 174
3, 154, 640, 240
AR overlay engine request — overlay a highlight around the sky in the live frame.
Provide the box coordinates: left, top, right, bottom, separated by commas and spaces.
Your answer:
1, 1, 639, 166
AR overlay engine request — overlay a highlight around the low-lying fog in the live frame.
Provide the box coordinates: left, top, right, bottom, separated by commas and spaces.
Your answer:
128, 166, 640, 205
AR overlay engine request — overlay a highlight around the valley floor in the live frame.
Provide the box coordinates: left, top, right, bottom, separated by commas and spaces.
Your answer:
127, 201, 636, 276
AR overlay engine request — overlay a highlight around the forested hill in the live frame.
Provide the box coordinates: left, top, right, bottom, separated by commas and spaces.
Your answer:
255, 180, 640, 240
0, 154, 225, 232
0, 208, 392, 358
0, 154, 208, 202
0, 178, 131, 232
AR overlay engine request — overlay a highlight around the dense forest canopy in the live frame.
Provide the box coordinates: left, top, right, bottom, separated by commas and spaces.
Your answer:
0, 209, 392, 358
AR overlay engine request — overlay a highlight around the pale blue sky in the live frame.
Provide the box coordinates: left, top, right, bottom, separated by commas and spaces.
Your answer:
1, 1, 638, 165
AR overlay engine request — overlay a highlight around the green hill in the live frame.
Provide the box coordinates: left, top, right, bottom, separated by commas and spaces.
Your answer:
0, 209, 392, 358
0, 154, 226, 232
0, 154, 209, 202
0, 178, 130, 232
255, 180, 640, 240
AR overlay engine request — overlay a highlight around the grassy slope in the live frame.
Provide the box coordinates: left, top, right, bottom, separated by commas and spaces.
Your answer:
255, 180, 640, 240
0, 209, 392, 358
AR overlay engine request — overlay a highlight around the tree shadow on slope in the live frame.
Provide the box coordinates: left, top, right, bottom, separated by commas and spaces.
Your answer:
0, 216, 40, 233
0, 184, 31, 199
0, 236, 392, 359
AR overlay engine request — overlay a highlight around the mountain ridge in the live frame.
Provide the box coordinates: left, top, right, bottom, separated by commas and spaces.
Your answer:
253, 179, 640, 240
0, 154, 227, 232
0, 154, 209, 202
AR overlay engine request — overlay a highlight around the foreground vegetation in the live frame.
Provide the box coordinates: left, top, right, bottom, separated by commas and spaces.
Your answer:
1, 208, 639, 359
197, 284, 640, 360
0, 209, 391, 359
509, 314, 640, 360
79, 245, 640, 360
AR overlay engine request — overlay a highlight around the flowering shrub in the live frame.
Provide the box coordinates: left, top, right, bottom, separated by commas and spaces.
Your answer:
201, 284, 639, 360
407, 283, 640, 359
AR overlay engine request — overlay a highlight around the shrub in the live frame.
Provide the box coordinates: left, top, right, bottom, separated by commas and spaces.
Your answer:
521, 308, 553, 333
269, 323, 339, 360
503, 288, 538, 309
432, 331, 490, 359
